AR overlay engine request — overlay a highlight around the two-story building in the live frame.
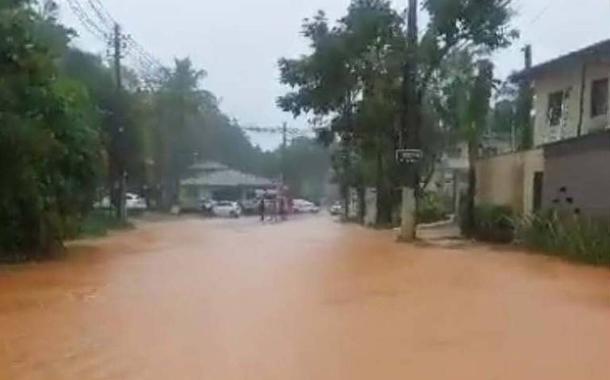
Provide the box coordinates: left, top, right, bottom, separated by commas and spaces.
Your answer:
524, 39, 610, 146
514, 39, 610, 217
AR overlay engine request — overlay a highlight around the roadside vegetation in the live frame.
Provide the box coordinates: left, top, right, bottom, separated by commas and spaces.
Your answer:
462, 197, 610, 267
518, 190, 610, 265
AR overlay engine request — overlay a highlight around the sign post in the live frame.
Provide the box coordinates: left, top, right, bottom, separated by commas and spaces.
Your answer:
395, 149, 423, 165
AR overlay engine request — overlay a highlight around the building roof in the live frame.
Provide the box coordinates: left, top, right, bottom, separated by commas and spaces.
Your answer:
182, 168, 274, 188
189, 161, 229, 172
513, 39, 610, 81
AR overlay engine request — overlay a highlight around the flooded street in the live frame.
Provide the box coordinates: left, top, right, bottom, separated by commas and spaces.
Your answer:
2, 216, 610, 379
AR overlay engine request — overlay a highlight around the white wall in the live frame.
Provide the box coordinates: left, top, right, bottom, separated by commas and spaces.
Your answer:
533, 60, 610, 147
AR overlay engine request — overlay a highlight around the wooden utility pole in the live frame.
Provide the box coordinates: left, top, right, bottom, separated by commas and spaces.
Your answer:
281, 122, 288, 186
399, 0, 420, 242
113, 23, 127, 221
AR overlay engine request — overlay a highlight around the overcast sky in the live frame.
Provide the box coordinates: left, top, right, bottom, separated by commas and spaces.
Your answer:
60, 0, 610, 150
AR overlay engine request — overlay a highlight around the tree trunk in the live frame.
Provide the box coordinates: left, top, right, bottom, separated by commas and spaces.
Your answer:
465, 140, 477, 236
358, 186, 365, 224
375, 150, 393, 226
342, 185, 350, 221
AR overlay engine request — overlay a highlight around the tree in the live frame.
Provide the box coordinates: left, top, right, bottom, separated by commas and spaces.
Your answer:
282, 137, 331, 201
0, 0, 102, 259
152, 58, 208, 208
279, 0, 406, 224
464, 60, 495, 234
436, 50, 495, 235
397, 0, 517, 240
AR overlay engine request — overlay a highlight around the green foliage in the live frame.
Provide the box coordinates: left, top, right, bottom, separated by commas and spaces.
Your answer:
77, 209, 132, 238
279, 0, 407, 225
282, 138, 331, 201
0, 0, 102, 260
279, 0, 517, 227
417, 192, 449, 224
423, 0, 518, 52
461, 204, 515, 243
518, 213, 610, 266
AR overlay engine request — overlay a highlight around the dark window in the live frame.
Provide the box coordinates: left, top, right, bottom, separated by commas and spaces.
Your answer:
533, 172, 543, 212
547, 91, 564, 127
591, 78, 608, 117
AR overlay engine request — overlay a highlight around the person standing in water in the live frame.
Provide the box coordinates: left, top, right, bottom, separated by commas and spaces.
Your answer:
279, 197, 287, 221
258, 197, 265, 222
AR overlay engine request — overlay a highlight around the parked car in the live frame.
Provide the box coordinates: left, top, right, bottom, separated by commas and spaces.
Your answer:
293, 199, 320, 214
212, 201, 242, 218
126, 193, 147, 211
329, 201, 343, 216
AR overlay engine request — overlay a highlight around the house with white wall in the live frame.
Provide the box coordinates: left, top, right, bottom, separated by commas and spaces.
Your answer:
508, 39, 610, 217
518, 39, 610, 146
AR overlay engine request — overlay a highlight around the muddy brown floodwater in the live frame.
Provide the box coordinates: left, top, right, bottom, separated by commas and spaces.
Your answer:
1, 216, 610, 379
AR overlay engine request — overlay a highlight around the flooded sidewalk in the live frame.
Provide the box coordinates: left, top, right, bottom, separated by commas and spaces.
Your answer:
1, 216, 610, 379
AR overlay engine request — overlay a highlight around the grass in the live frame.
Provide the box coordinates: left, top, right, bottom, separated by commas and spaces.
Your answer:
517, 212, 610, 267
77, 209, 133, 238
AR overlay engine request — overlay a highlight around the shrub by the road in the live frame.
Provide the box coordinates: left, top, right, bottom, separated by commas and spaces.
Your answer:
518, 212, 610, 266
461, 204, 515, 243
76, 210, 132, 239
417, 192, 449, 224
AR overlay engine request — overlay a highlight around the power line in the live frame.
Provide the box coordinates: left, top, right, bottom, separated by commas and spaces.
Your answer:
63, 0, 168, 86
528, 0, 561, 25
85, 0, 114, 29
65, 0, 110, 41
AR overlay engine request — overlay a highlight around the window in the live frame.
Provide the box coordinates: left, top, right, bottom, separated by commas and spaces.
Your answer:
591, 78, 608, 118
547, 91, 565, 127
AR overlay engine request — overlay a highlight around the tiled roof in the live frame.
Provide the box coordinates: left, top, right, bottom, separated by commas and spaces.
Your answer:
189, 161, 229, 171
182, 168, 274, 187
513, 39, 610, 80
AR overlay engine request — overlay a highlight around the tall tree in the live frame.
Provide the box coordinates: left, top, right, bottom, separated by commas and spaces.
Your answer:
153, 58, 207, 208
0, 0, 102, 259
279, 0, 406, 224
397, 0, 517, 240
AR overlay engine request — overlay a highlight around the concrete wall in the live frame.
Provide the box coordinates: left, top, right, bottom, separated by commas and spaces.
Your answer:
533, 61, 610, 147
543, 131, 610, 217
476, 149, 544, 215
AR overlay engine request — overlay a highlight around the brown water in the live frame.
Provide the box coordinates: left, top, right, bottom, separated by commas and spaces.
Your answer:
2, 216, 610, 379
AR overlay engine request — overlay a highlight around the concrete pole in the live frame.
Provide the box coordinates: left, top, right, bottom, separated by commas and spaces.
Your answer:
399, 0, 419, 242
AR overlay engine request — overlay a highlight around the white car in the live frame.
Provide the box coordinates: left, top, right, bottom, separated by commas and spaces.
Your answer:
293, 199, 320, 214
212, 201, 242, 218
329, 201, 343, 216
126, 193, 147, 211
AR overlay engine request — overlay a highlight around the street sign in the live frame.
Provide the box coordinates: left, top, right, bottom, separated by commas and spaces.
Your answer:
396, 149, 423, 164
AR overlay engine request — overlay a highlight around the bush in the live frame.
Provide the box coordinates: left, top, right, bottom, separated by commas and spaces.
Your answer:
75, 210, 132, 238
517, 212, 610, 266
462, 203, 515, 243
417, 192, 449, 224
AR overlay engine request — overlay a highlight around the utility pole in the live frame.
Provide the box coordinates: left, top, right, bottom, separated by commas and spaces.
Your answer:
523, 44, 532, 69
399, 0, 420, 242
281, 122, 287, 186
112, 23, 127, 222
518, 44, 534, 149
